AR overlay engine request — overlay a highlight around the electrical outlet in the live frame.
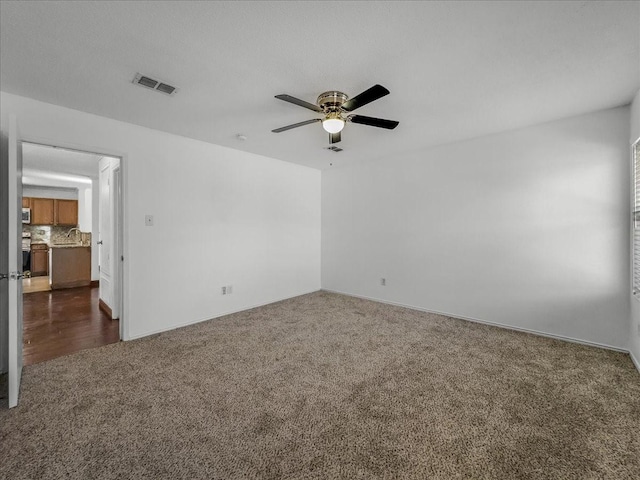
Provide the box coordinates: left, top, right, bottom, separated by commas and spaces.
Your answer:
221, 286, 227, 295
227, 285, 233, 294
144, 214, 154, 226
381, 278, 386, 286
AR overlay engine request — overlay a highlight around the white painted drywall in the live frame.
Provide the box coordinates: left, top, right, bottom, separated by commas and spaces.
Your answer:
22, 186, 77, 200
1, 92, 321, 340
629, 89, 640, 371
77, 186, 92, 233
323, 106, 631, 350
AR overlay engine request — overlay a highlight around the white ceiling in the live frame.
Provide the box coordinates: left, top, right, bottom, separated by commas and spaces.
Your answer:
1, 1, 638, 170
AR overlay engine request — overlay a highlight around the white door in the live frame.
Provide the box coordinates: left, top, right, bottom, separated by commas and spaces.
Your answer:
1, 115, 24, 408
98, 157, 113, 314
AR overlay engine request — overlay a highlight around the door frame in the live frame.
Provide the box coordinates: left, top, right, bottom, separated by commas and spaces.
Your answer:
113, 165, 124, 339
20, 137, 128, 340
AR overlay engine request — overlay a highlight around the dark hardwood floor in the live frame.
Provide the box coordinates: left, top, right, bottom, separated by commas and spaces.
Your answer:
23, 286, 119, 366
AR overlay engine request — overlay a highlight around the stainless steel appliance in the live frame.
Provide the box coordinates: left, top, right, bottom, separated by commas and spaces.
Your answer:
22, 231, 31, 272
22, 207, 30, 224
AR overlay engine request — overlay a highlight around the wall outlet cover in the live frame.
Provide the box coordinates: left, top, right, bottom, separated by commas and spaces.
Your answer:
144, 214, 154, 226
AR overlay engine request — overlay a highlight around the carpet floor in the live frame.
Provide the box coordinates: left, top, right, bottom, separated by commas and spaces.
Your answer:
1, 291, 639, 479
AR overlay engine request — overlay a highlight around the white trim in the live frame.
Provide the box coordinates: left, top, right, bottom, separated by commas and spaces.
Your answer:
322, 289, 629, 353
19, 135, 127, 160
126, 289, 321, 341
630, 350, 640, 374
7, 115, 23, 407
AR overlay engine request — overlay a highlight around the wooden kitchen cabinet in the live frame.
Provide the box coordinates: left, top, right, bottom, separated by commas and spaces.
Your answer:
30, 198, 55, 225
22, 197, 31, 208
30, 243, 49, 277
54, 199, 78, 226
28, 198, 78, 226
50, 246, 91, 289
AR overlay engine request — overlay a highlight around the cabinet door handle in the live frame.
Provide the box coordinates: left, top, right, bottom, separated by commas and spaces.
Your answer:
97, 241, 103, 245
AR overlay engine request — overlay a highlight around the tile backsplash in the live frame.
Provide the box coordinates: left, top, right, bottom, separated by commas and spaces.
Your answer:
24, 225, 91, 246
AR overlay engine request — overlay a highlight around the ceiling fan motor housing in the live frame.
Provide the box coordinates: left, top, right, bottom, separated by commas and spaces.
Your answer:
317, 91, 348, 113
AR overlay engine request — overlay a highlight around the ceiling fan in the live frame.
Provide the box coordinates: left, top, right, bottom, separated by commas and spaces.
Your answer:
271, 84, 399, 144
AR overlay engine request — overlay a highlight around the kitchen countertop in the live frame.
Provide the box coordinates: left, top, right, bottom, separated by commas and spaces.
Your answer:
50, 244, 90, 248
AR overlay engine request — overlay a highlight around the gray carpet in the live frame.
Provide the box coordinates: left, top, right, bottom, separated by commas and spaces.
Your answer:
1, 291, 639, 479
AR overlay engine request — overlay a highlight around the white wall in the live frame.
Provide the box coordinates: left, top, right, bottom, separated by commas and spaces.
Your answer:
1, 92, 321, 340
629, 89, 640, 371
22, 186, 77, 200
77, 186, 92, 232
323, 106, 631, 350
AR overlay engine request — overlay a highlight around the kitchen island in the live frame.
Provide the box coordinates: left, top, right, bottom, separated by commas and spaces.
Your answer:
49, 245, 91, 289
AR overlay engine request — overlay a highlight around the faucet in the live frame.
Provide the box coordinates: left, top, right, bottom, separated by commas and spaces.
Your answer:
66, 227, 81, 237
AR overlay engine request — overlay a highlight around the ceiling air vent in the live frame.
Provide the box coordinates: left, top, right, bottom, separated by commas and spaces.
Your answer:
156, 83, 176, 95
133, 73, 178, 96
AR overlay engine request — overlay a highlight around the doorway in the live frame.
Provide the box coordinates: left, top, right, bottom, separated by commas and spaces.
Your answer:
20, 142, 124, 365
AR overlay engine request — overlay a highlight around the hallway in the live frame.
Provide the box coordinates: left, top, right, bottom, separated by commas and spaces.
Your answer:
23, 286, 119, 365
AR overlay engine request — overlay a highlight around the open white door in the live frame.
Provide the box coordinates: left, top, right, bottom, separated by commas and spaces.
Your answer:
1, 115, 24, 408
98, 156, 114, 318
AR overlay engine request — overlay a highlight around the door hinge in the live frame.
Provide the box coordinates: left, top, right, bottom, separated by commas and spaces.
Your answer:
1, 271, 25, 280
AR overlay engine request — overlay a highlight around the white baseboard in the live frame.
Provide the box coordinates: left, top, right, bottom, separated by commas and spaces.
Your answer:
126, 289, 321, 341
630, 350, 640, 374
123, 287, 640, 376
322, 289, 629, 353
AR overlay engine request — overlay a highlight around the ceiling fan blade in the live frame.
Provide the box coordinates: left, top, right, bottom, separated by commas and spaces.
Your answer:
341, 84, 390, 112
348, 115, 399, 130
329, 132, 341, 144
271, 118, 321, 133
275, 94, 322, 112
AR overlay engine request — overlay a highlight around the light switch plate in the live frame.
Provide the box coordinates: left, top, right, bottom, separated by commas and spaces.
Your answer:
145, 215, 154, 226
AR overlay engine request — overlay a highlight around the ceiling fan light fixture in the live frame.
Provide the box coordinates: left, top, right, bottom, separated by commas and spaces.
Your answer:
322, 114, 345, 134
273, 85, 398, 142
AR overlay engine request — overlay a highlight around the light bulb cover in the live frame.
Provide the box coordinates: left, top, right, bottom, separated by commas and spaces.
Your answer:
322, 117, 345, 134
